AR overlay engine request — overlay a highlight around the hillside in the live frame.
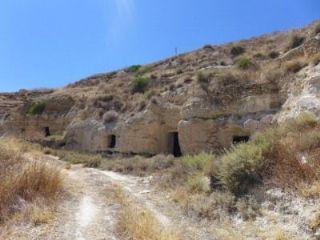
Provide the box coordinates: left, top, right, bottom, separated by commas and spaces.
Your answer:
0, 21, 320, 157
1, 20, 320, 240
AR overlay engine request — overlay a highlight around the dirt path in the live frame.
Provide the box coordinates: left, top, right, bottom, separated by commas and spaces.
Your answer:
48, 166, 119, 240
5, 160, 216, 240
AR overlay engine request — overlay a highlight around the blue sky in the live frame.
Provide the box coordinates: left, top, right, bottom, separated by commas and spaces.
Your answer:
0, 1, 319, 92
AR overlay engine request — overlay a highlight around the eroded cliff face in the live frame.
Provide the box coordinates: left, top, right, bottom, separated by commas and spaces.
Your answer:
1, 21, 320, 156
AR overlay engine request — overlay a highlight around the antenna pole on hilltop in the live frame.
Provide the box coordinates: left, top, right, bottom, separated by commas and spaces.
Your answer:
175, 47, 178, 56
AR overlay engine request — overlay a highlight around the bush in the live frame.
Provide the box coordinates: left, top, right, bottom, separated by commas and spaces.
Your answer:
197, 72, 210, 84
27, 102, 46, 115
218, 136, 271, 195
230, 46, 245, 56
181, 152, 213, 171
295, 111, 318, 128
128, 65, 141, 73
215, 111, 319, 196
186, 175, 209, 193
237, 57, 253, 70
268, 51, 280, 59
284, 60, 306, 73
103, 110, 119, 124
131, 76, 151, 94
288, 35, 305, 50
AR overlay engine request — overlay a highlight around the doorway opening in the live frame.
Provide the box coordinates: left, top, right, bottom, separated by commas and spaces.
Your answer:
43, 127, 51, 137
233, 135, 250, 145
108, 135, 116, 148
168, 132, 182, 157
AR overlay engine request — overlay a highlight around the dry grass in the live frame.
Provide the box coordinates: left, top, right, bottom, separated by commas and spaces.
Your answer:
283, 60, 307, 73
102, 154, 175, 176
298, 181, 320, 198
0, 137, 63, 222
107, 185, 180, 240
44, 148, 102, 168
309, 212, 320, 232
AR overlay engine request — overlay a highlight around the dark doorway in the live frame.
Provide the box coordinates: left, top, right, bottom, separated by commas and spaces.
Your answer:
233, 135, 250, 144
169, 132, 182, 157
109, 135, 116, 148
43, 127, 51, 137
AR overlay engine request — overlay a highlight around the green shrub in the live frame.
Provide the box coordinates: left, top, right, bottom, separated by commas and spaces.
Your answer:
27, 102, 46, 116
131, 76, 151, 94
230, 46, 245, 56
288, 35, 305, 50
181, 152, 213, 171
237, 57, 253, 70
128, 65, 141, 73
218, 137, 271, 195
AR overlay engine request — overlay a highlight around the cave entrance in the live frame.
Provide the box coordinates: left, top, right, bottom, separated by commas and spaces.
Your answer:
233, 135, 250, 145
168, 132, 182, 157
108, 135, 116, 148
43, 127, 51, 137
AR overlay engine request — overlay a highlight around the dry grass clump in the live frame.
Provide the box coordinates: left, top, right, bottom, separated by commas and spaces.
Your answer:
181, 152, 213, 171
186, 174, 210, 193
0, 138, 62, 222
108, 186, 180, 240
44, 148, 102, 168
287, 35, 305, 50
311, 53, 320, 66
103, 110, 118, 124
284, 60, 307, 73
102, 154, 175, 176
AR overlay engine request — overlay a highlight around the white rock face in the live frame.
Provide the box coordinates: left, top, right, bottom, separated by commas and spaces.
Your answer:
277, 64, 320, 122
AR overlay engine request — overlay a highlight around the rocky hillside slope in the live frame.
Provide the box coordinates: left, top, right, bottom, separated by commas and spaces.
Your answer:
1, 20, 320, 156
